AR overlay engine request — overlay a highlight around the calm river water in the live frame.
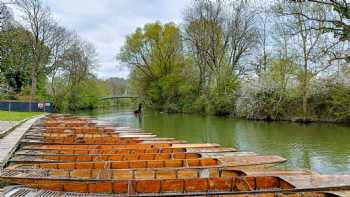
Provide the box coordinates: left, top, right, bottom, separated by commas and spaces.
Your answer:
79, 108, 350, 175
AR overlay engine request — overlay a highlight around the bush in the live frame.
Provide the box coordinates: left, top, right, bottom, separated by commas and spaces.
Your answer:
313, 82, 350, 122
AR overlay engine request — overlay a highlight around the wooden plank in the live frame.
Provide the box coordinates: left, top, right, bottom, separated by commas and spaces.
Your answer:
219, 155, 287, 167
201, 152, 258, 158
186, 147, 236, 153
0, 115, 46, 169
242, 170, 314, 176
172, 143, 220, 148
280, 175, 350, 189
325, 191, 350, 197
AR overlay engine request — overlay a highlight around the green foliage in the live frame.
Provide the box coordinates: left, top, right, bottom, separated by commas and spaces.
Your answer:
208, 69, 239, 115
0, 26, 33, 93
328, 85, 350, 121
312, 82, 350, 122
119, 22, 240, 115
119, 22, 190, 112
52, 77, 109, 112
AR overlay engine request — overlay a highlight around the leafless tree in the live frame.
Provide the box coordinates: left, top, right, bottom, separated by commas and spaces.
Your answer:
48, 27, 73, 98
184, 0, 258, 92
0, 1, 13, 32
285, 0, 349, 61
15, 0, 60, 98
277, 1, 345, 117
59, 34, 97, 89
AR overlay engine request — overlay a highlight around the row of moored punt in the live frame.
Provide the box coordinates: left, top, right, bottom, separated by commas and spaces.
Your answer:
1, 114, 350, 196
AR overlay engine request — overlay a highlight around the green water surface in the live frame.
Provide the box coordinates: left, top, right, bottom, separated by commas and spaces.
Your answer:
81, 109, 350, 175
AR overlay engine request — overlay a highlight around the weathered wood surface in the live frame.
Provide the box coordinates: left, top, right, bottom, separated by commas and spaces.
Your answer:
280, 175, 350, 189
0, 172, 294, 194
326, 191, 350, 197
9, 158, 221, 170
242, 170, 314, 176
0, 115, 46, 169
15, 147, 235, 155
10, 152, 202, 163
1, 185, 335, 197
1, 167, 242, 181
21, 143, 222, 150
0, 121, 19, 138
219, 155, 287, 167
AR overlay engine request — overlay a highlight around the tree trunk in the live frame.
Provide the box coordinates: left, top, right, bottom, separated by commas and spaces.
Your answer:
31, 66, 37, 98
302, 68, 308, 118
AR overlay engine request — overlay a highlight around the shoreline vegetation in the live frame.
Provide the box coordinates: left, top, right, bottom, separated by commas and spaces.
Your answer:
118, 0, 350, 124
146, 109, 350, 125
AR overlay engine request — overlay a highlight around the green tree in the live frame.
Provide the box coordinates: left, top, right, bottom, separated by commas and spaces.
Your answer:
0, 26, 33, 93
118, 22, 188, 112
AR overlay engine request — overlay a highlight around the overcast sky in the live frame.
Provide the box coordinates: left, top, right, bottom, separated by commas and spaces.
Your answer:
44, 0, 191, 79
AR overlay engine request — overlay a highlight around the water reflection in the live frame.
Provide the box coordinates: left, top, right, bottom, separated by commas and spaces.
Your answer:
81, 109, 350, 175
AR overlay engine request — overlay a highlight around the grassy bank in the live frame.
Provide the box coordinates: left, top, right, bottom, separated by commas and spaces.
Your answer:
0, 111, 42, 121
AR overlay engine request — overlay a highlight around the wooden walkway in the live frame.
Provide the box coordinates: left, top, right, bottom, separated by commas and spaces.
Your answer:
0, 115, 46, 168
0, 121, 18, 137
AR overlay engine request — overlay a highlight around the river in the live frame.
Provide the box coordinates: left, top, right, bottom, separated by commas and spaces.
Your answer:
78, 108, 350, 175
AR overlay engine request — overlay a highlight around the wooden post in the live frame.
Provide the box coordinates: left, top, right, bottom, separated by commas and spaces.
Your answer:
28, 100, 31, 112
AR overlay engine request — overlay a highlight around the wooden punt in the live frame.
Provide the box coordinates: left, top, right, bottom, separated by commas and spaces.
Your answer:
16, 147, 236, 155
21, 131, 186, 144
26, 127, 118, 134
12, 150, 278, 165
1, 185, 336, 197
28, 127, 150, 135
20, 139, 185, 145
10, 154, 286, 171
13, 152, 202, 158
43, 122, 97, 128
2, 169, 350, 196
0, 169, 297, 194
39, 133, 120, 138
10, 152, 202, 163
23, 134, 183, 141
22, 143, 221, 150
10, 158, 221, 170
20, 137, 140, 145
2, 167, 243, 181
16, 148, 188, 155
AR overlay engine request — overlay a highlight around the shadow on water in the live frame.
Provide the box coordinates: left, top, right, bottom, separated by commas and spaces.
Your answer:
77, 108, 350, 175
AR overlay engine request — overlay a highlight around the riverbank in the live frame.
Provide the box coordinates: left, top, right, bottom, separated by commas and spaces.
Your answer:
148, 107, 350, 125
243, 115, 350, 125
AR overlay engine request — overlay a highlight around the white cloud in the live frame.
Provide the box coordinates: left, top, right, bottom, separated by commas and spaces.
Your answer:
44, 0, 191, 79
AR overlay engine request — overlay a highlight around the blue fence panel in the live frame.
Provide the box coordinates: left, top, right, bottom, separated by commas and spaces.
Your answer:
0, 101, 54, 112
0, 102, 9, 111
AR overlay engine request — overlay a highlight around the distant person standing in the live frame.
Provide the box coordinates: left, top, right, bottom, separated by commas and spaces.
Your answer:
134, 103, 143, 116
